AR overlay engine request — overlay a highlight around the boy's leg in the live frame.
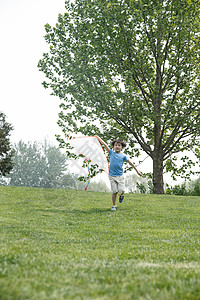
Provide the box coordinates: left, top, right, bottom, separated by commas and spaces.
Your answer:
118, 175, 125, 203
119, 193, 124, 203
109, 176, 118, 210
112, 193, 118, 206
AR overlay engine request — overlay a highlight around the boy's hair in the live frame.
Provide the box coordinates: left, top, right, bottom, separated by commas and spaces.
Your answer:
112, 139, 127, 148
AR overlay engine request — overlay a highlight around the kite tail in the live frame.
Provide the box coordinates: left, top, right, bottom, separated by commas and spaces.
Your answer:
84, 159, 91, 190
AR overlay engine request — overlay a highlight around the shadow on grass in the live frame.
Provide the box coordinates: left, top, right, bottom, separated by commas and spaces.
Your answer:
36, 208, 111, 214
73, 208, 112, 214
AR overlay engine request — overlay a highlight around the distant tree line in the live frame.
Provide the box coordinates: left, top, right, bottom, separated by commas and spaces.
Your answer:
7, 140, 68, 188
165, 179, 200, 196
0, 137, 199, 195
0, 139, 110, 192
125, 173, 200, 196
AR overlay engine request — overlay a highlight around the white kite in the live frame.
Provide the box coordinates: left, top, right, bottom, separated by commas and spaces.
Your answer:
68, 136, 109, 174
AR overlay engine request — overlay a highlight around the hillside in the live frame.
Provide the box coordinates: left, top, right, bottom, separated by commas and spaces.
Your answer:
0, 186, 200, 299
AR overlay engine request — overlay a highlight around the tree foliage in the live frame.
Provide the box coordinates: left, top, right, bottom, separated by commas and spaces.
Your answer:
8, 141, 69, 188
0, 112, 14, 176
38, 0, 200, 193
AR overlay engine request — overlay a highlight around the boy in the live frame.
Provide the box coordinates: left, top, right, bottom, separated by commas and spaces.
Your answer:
95, 136, 142, 211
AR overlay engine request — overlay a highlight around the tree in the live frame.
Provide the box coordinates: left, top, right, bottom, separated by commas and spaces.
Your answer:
38, 0, 200, 194
8, 140, 70, 188
0, 112, 14, 176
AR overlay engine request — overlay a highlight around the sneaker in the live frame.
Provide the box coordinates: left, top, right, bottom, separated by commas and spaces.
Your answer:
119, 194, 124, 203
111, 206, 117, 211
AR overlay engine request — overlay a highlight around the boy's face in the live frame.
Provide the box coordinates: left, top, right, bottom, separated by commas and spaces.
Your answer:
113, 142, 123, 153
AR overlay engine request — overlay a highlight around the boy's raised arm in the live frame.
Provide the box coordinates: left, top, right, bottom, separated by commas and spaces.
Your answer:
95, 135, 110, 153
127, 159, 142, 176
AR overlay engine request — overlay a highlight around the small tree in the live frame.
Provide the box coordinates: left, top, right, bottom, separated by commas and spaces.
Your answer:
0, 112, 14, 176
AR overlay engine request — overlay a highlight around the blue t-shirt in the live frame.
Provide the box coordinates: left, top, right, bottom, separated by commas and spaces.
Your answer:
109, 149, 128, 176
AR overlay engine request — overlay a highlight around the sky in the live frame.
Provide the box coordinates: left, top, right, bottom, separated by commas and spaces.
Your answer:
0, 0, 66, 144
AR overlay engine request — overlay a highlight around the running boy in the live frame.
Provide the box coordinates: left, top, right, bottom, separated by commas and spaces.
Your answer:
95, 136, 142, 211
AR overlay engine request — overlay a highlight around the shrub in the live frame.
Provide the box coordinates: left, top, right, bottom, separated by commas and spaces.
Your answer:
165, 183, 188, 195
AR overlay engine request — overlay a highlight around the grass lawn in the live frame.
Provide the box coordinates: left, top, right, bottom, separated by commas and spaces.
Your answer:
0, 186, 200, 300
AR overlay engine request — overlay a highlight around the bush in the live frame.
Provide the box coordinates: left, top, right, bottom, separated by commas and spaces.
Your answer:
165, 178, 200, 196
165, 183, 188, 195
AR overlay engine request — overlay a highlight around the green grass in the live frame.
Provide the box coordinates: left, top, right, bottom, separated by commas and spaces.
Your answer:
0, 186, 200, 300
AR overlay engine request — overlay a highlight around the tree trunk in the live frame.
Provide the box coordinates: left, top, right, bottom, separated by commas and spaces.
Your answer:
153, 154, 164, 194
